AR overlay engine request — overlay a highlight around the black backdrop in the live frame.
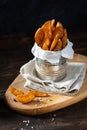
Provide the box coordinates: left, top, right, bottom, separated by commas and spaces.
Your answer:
0, 0, 87, 35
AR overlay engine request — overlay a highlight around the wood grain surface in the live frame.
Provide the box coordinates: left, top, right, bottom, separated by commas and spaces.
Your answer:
5, 54, 87, 115
0, 25, 87, 130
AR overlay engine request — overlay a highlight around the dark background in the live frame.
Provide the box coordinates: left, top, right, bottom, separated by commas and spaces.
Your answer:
0, 1, 87, 130
0, 0, 87, 35
0, 0, 87, 87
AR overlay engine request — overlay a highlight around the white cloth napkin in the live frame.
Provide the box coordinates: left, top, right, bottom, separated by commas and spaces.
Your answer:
20, 59, 86, 95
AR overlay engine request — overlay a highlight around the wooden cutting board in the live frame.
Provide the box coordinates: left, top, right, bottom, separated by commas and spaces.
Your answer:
5, 54, 87, 115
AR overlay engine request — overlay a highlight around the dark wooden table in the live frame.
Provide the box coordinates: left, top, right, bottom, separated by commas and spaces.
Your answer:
0, 25, 87, 130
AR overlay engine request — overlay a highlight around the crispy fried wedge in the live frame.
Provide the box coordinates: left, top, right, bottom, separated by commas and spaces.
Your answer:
50, 35, 59, 51
9, 86, 49, 104
53, 22, 63, 39
9, 86, 24, 96
34, 19, 68, 51
34, 28, 44, 46
54, 39, 62, 51
42, 38, 51, 50
30, 90, 49, 97
17, 93, 35, 104
42, 20, 53, 39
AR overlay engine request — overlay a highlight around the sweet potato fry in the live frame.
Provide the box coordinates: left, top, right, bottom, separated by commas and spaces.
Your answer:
42, 20, 52, 39
50, 35, 59, 51
30, 90, 49, 97
9, 86, 49, 104
9, 86, 24, 96
34, 19, 68, 51
54, 39, 62, 51
34, 28, 44, 46
17, 93, 35, 104
53, 22, 63, 39
42, 38, 51, 50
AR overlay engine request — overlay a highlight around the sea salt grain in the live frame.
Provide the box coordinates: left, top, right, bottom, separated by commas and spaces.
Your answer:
20, 128, 24, 130
53, 114, 56, 117
23, 120, 27, 123
35, 104, 38, 107
37, 97, 42, 101
51, 117, 55, 121
31, 126, 34, 129
26, 123, 29, 126
27, 120, 30, 123
18, 120, 31, 130
19, 122, 22, 125
20, 128, 26, 130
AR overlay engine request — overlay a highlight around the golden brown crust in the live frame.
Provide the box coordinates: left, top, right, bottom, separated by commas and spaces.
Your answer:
50, 35, 58, 51
34, 19, 68, 51
34, 28, 44, 46
9, 86, 49, 104
54, 22, 63, 38
50, 19, 55, 32
42, 38, 51, 50
9, 86, 24, 96
30, 90, 49, 97
17, 93, 35, 104
54, 39, 62, 51
42, 20, 52, 39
